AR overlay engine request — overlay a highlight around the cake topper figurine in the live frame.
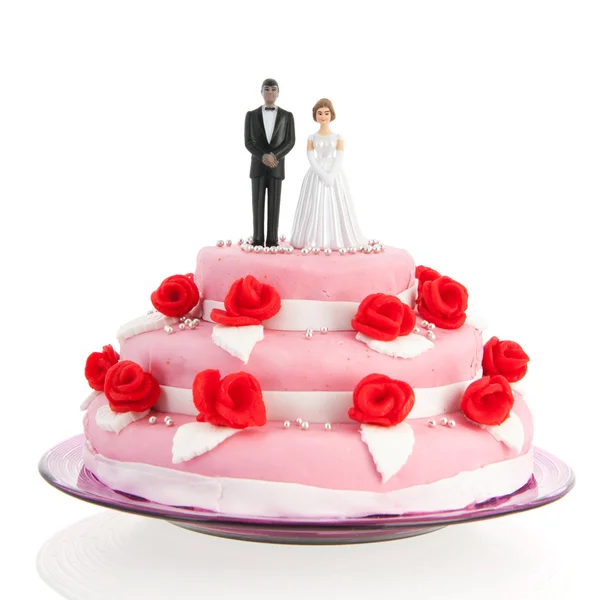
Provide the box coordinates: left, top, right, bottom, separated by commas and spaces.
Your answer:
245, 78, 296, 247
289, 98, 366, 250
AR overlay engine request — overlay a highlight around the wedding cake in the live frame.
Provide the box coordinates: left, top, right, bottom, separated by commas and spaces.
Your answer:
81, 241, 533, 518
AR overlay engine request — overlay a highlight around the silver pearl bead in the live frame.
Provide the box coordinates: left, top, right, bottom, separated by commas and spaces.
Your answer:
373, 239, 380, 245
216, 240, 225, 247
364, 246, 373, 254
301, 248, 310, 255
246, 237, 253, 245
320, 326, 328, 334
440, 417, 448, 426
185, 318, 192, 325
413, 327, 421, 334
279, 234, 287, 242
286, 246, 294, 253
296, 417, 303, 425
324, 248, 332, 256
271, 246, 278, 253
428, 419, 436, 427
164, 416, 172, 424
421, 320, 429, 327
338, 248, 347, 255
179, 323, 186, 330
427, 331, 436, 341
379, 244, 385, 250
238, 238, 245, 245
226, 240, 232, 247
325, 423, 332, 430
193, 319, 201, 326
368, 239, 375, 245
253, 246, 262, 253
305, 329, 313, 339
166, 420, 174, 427
448, 419, 456, 428
188, 320, 197, 329
373, 245, 382, 253
348, 247, 356, 254
179, 317, 186, 322
164, 325, 174, 334
277, 246, 285, 253
283, 420, 291, 428
426, 323, 436, 331
312, 247, 320, 254
149, 416, 157, 425
301, 421, 310, 430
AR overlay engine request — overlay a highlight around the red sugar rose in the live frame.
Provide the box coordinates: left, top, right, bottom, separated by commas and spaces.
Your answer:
417, 275, 468, 329
348, 374, 415, 427
352, 294, 416, 341
151, 274, 200, 318
85, 344, 120, 391
482, 336, 530, 383
193, 369, 266, 429
461, 375, 514, 426
104, 360, 160, 413
415, 265, 441, 296
210, 275, 281, 327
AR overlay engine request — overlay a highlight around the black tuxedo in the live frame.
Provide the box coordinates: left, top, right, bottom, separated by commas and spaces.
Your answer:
244, 106, 295, 246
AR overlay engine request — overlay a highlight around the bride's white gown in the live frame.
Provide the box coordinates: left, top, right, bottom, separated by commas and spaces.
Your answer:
290, 132, 366, 250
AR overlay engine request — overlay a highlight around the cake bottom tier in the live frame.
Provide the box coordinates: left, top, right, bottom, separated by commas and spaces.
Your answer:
83, 394, 534, 519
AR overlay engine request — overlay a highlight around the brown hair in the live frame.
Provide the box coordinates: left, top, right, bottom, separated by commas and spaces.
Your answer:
312, 98, 336, 122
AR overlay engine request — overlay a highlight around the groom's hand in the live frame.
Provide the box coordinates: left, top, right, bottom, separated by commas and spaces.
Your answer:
262, 153, 279, 168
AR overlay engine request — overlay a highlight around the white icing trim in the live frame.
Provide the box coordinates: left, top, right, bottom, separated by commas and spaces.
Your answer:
211, 324, 264, 363
360, 423, 415, 483
83, 447, 534, 518
95, 405, 150, 434
356, 332, 434, 358
480, 411, 525, 452
202, 285, 417, 332
81, 390, 101, 411
465, 306, 488, 331
154, 373, 483, 423
172, 422, 240, 464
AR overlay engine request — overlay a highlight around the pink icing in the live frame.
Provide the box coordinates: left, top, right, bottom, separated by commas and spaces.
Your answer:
120, 321, 483, 391
84, 392, 533, 493
195, 246, 415, 302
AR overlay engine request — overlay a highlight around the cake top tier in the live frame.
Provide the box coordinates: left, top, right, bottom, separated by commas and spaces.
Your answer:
195, 245, 415, 303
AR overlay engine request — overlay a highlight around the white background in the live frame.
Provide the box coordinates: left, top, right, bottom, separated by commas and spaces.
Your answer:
1, 1, 598, 598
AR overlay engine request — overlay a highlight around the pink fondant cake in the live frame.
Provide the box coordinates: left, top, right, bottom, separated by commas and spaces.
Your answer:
81, 243, 533, 518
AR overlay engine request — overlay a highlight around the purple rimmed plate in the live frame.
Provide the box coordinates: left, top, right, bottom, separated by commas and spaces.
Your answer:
39, 435, 575, 545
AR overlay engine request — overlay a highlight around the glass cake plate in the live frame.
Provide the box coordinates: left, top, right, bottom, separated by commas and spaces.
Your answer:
39, 435, 575, 545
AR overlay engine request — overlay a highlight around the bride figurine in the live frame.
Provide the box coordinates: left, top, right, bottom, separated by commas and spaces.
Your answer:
289, 98, 366, 250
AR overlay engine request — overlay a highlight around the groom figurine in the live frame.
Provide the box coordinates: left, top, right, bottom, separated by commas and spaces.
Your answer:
245, 78, 295, 247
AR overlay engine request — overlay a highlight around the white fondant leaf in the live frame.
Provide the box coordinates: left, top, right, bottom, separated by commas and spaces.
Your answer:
81, 390, 101, 411
360, 423, 415, 483
480, 411, 525, 452
356, 332, 434, 358
95, 404, 150, 434
116, 311, 177, 341
172, 422, 240, 464
212, 324, 264, 363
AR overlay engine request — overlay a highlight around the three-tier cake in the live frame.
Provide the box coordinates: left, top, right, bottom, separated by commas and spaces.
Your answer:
81, 241, 533, 518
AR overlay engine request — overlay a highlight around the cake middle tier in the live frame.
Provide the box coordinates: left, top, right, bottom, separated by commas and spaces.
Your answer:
119, 320, 483, 422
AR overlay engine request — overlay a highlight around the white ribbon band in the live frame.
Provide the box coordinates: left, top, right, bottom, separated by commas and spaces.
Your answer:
202, 285, 417, 332
155, 372, 482, 424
